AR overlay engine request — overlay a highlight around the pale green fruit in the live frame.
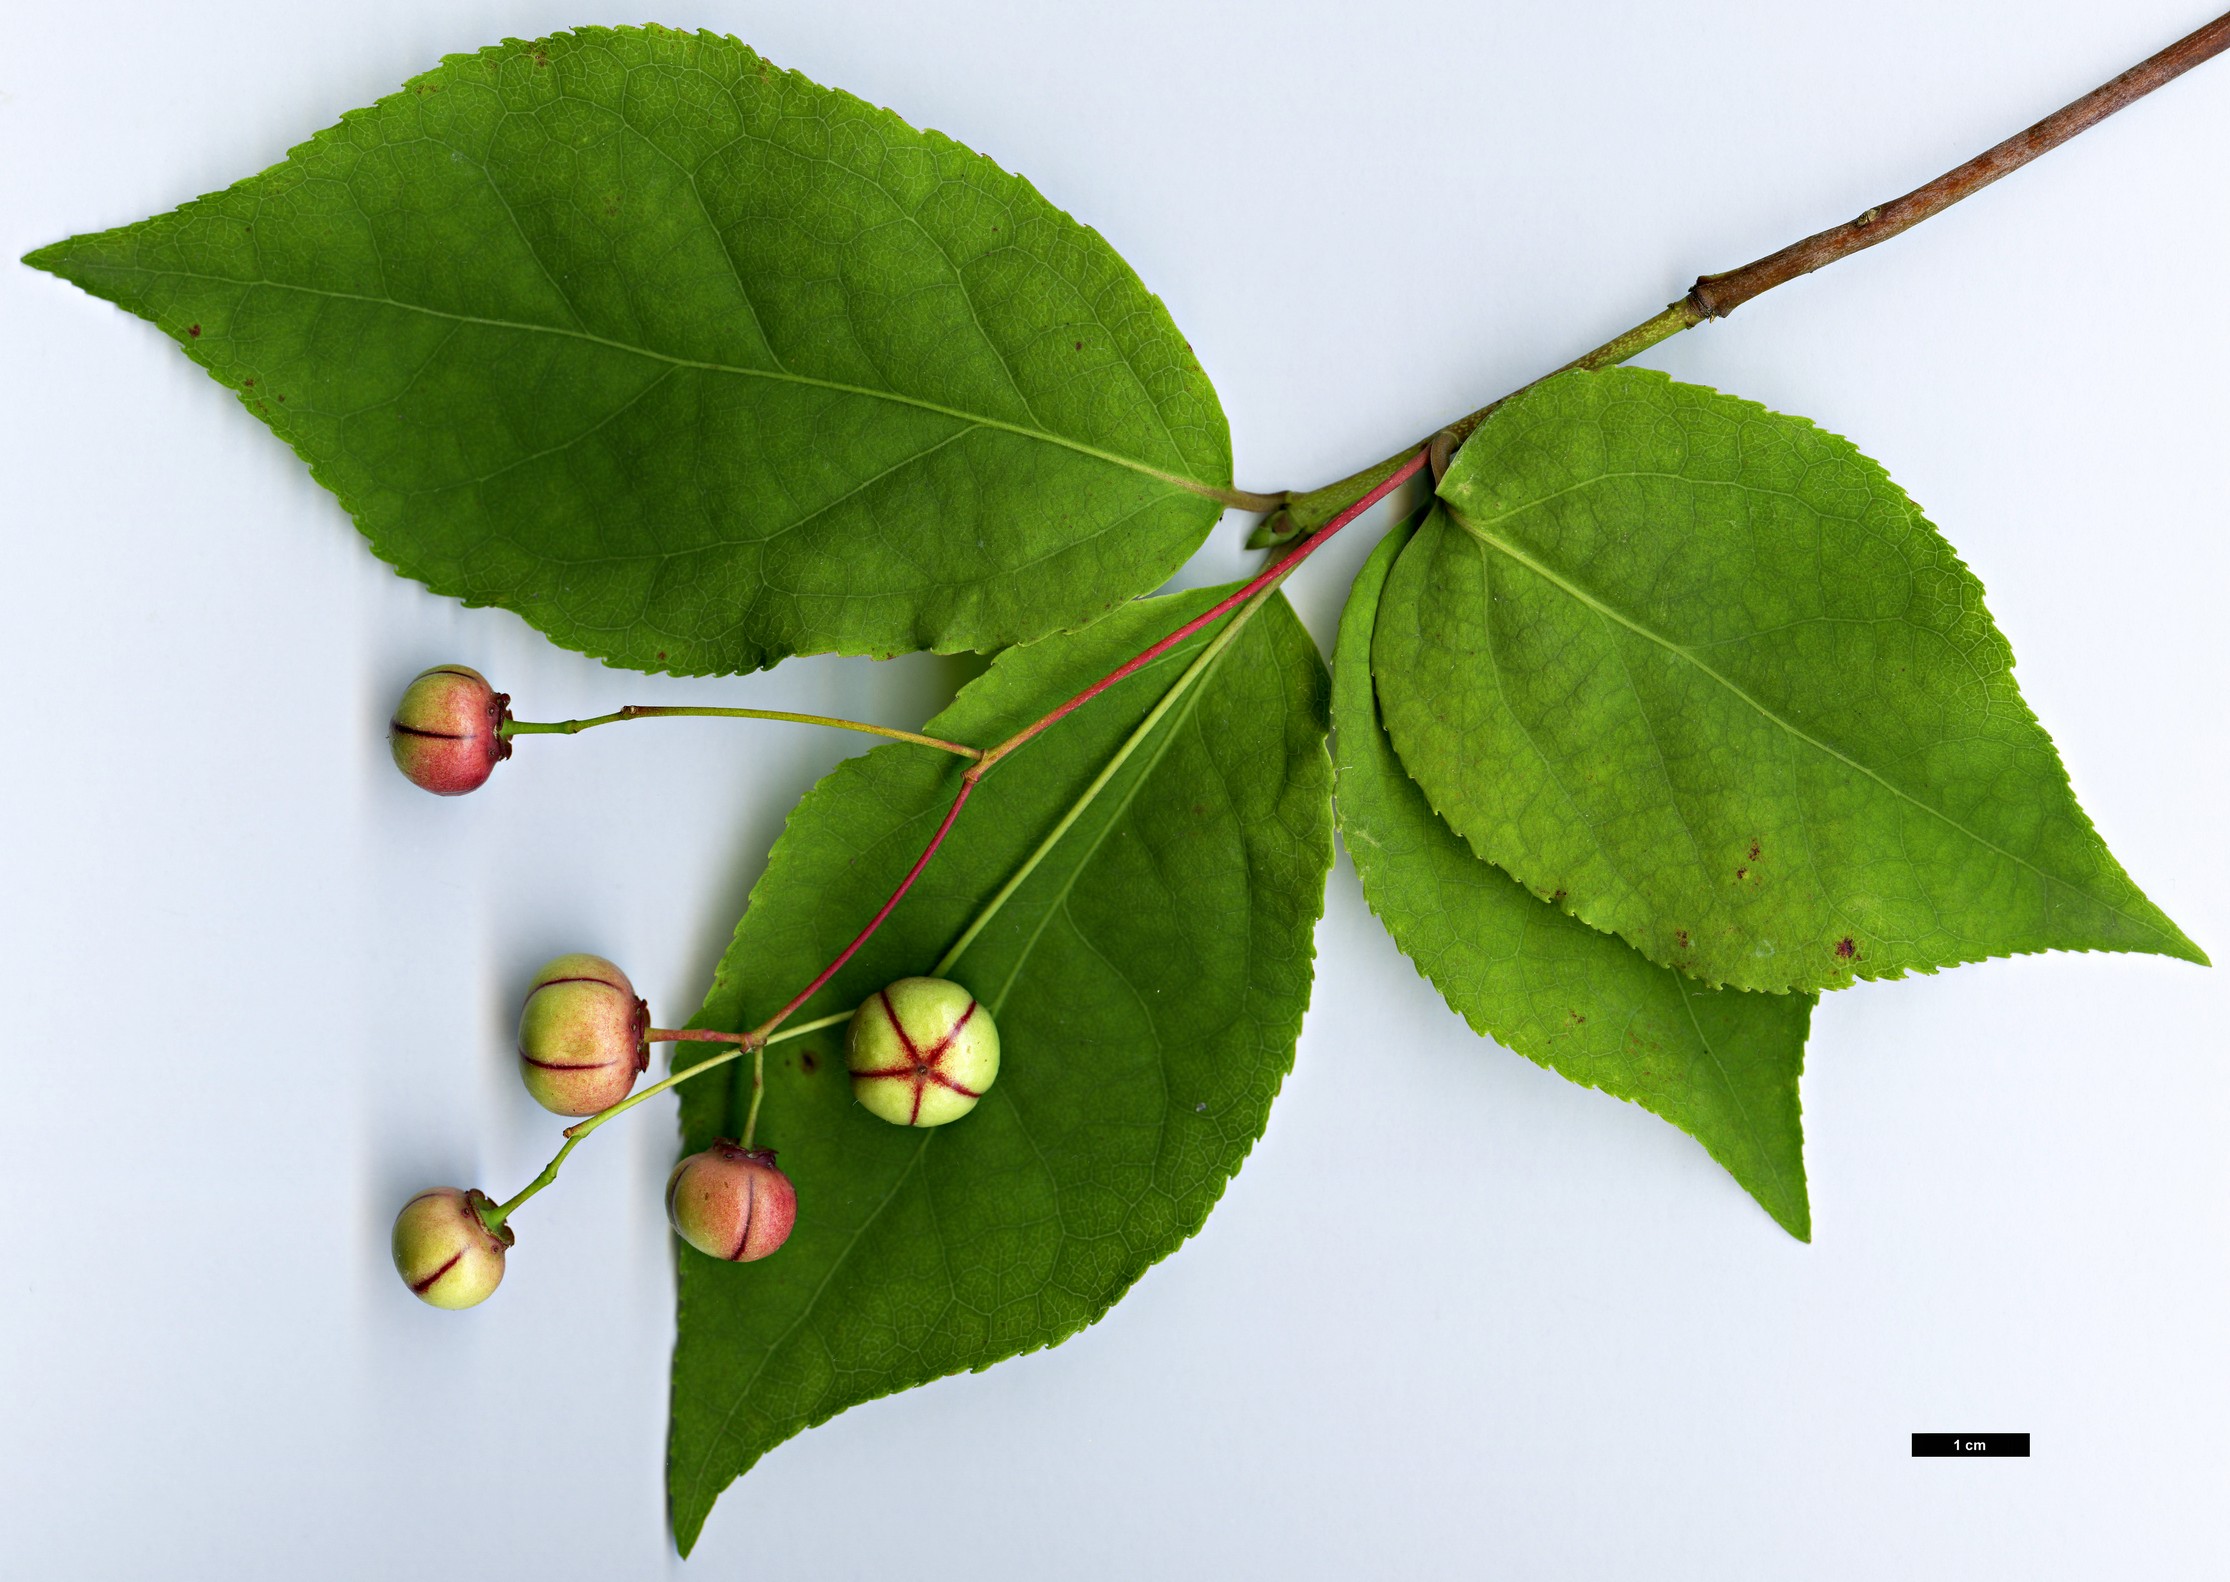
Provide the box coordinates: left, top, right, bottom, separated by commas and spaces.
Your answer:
516, 953, 649, 1116
391, 1187, 511, 1310
845, 977, 999, 1127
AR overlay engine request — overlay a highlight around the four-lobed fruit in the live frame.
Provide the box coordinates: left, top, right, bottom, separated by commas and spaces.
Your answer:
387, 664, 511, 795
517, 954, 650, 1116
845, 976, 1000, 1127
391, 1187, 513, 1309
667, 1142, 797, 1262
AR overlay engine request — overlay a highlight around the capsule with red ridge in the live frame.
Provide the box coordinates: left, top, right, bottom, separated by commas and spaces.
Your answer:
666, 1142, 797, 1262
515, 954, 650, 1116
388, 664, 511, 795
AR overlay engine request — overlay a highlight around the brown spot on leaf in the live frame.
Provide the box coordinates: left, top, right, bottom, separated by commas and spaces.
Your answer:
1834, 937, 1857, 960
799, 1050, 818, 1075
1675, 930, 1691, 948
243, 378, 255, 387
1550, 889, 1567, 904
1735, 867, 1748, 881
532, 49, 550, 67
1073, 341, 1084, 351
187, 324, 201, 337
1748, 840, 1761, 861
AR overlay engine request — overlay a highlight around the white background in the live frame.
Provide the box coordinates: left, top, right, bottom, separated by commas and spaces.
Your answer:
4, 1, 2226, 1576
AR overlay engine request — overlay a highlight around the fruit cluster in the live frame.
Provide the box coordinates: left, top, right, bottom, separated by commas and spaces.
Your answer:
383, 668, 1002, 1308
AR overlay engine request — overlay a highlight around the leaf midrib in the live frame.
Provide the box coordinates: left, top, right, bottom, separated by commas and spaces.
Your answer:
688, 617, 1237, 1510
682, 1134, 931, 1513
89, 265, 1225, 499
1354, 522, 1804, 1230
1442, 501, 2183, 949
974, 646, 1217, 1018
1668, 966, 1796, 1225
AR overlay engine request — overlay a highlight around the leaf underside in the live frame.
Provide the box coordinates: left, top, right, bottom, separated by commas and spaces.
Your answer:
25, 25, 1232, 674
668, 586, 1332, 1552
1374, 368, 2203, 993
1336, 516, 1813, 1237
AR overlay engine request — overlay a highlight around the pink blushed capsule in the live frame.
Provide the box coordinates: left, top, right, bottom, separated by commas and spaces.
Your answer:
516, 954, 650, 1117
388, 664, 511, 795
666, 1142, 797, 1262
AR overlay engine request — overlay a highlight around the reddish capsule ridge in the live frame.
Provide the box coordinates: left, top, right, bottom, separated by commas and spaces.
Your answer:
388, 664, 511, 795
516, 954, 651, 1116
391, 1187, 512, 1309
666, 1142, 797, 1262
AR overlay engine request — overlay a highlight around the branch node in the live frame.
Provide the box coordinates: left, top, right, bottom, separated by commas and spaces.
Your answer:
1427, 428, 1461, 486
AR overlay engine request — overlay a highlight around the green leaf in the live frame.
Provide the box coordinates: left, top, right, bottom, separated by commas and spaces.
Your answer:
667, 584, 1332, 1552
25, 26, 1233, 675
1373, 368, 2204, 992
1336, 513, 1813, 1238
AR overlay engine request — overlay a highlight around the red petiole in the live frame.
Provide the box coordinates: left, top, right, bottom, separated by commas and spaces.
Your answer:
733, 447, 1432, 1051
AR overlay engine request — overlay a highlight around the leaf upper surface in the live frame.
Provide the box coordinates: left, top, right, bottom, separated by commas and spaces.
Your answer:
1337, 515, 1812, 1236
667, 585, 1332, 1551
26, 26, 1232, 674
1373, 368, 2203, 992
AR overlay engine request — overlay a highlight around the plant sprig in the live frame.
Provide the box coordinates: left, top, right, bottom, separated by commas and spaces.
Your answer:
25, 9, 2224, 1553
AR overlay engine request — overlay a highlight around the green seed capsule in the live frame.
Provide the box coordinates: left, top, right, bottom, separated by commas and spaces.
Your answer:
391, 1187, 512, 1310
516, 954, 649, 1116
845, 977, 999, 1127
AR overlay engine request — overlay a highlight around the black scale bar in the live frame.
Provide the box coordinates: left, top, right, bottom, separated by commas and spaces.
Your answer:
1912, 1433, 2030, 1457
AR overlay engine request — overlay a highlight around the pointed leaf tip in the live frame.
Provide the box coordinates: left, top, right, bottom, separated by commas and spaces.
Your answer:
667, 583, 1334, 1535
1337, 513, 1814, 1240
1378, 367, 2202, 993
34, 27, 1232, 676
